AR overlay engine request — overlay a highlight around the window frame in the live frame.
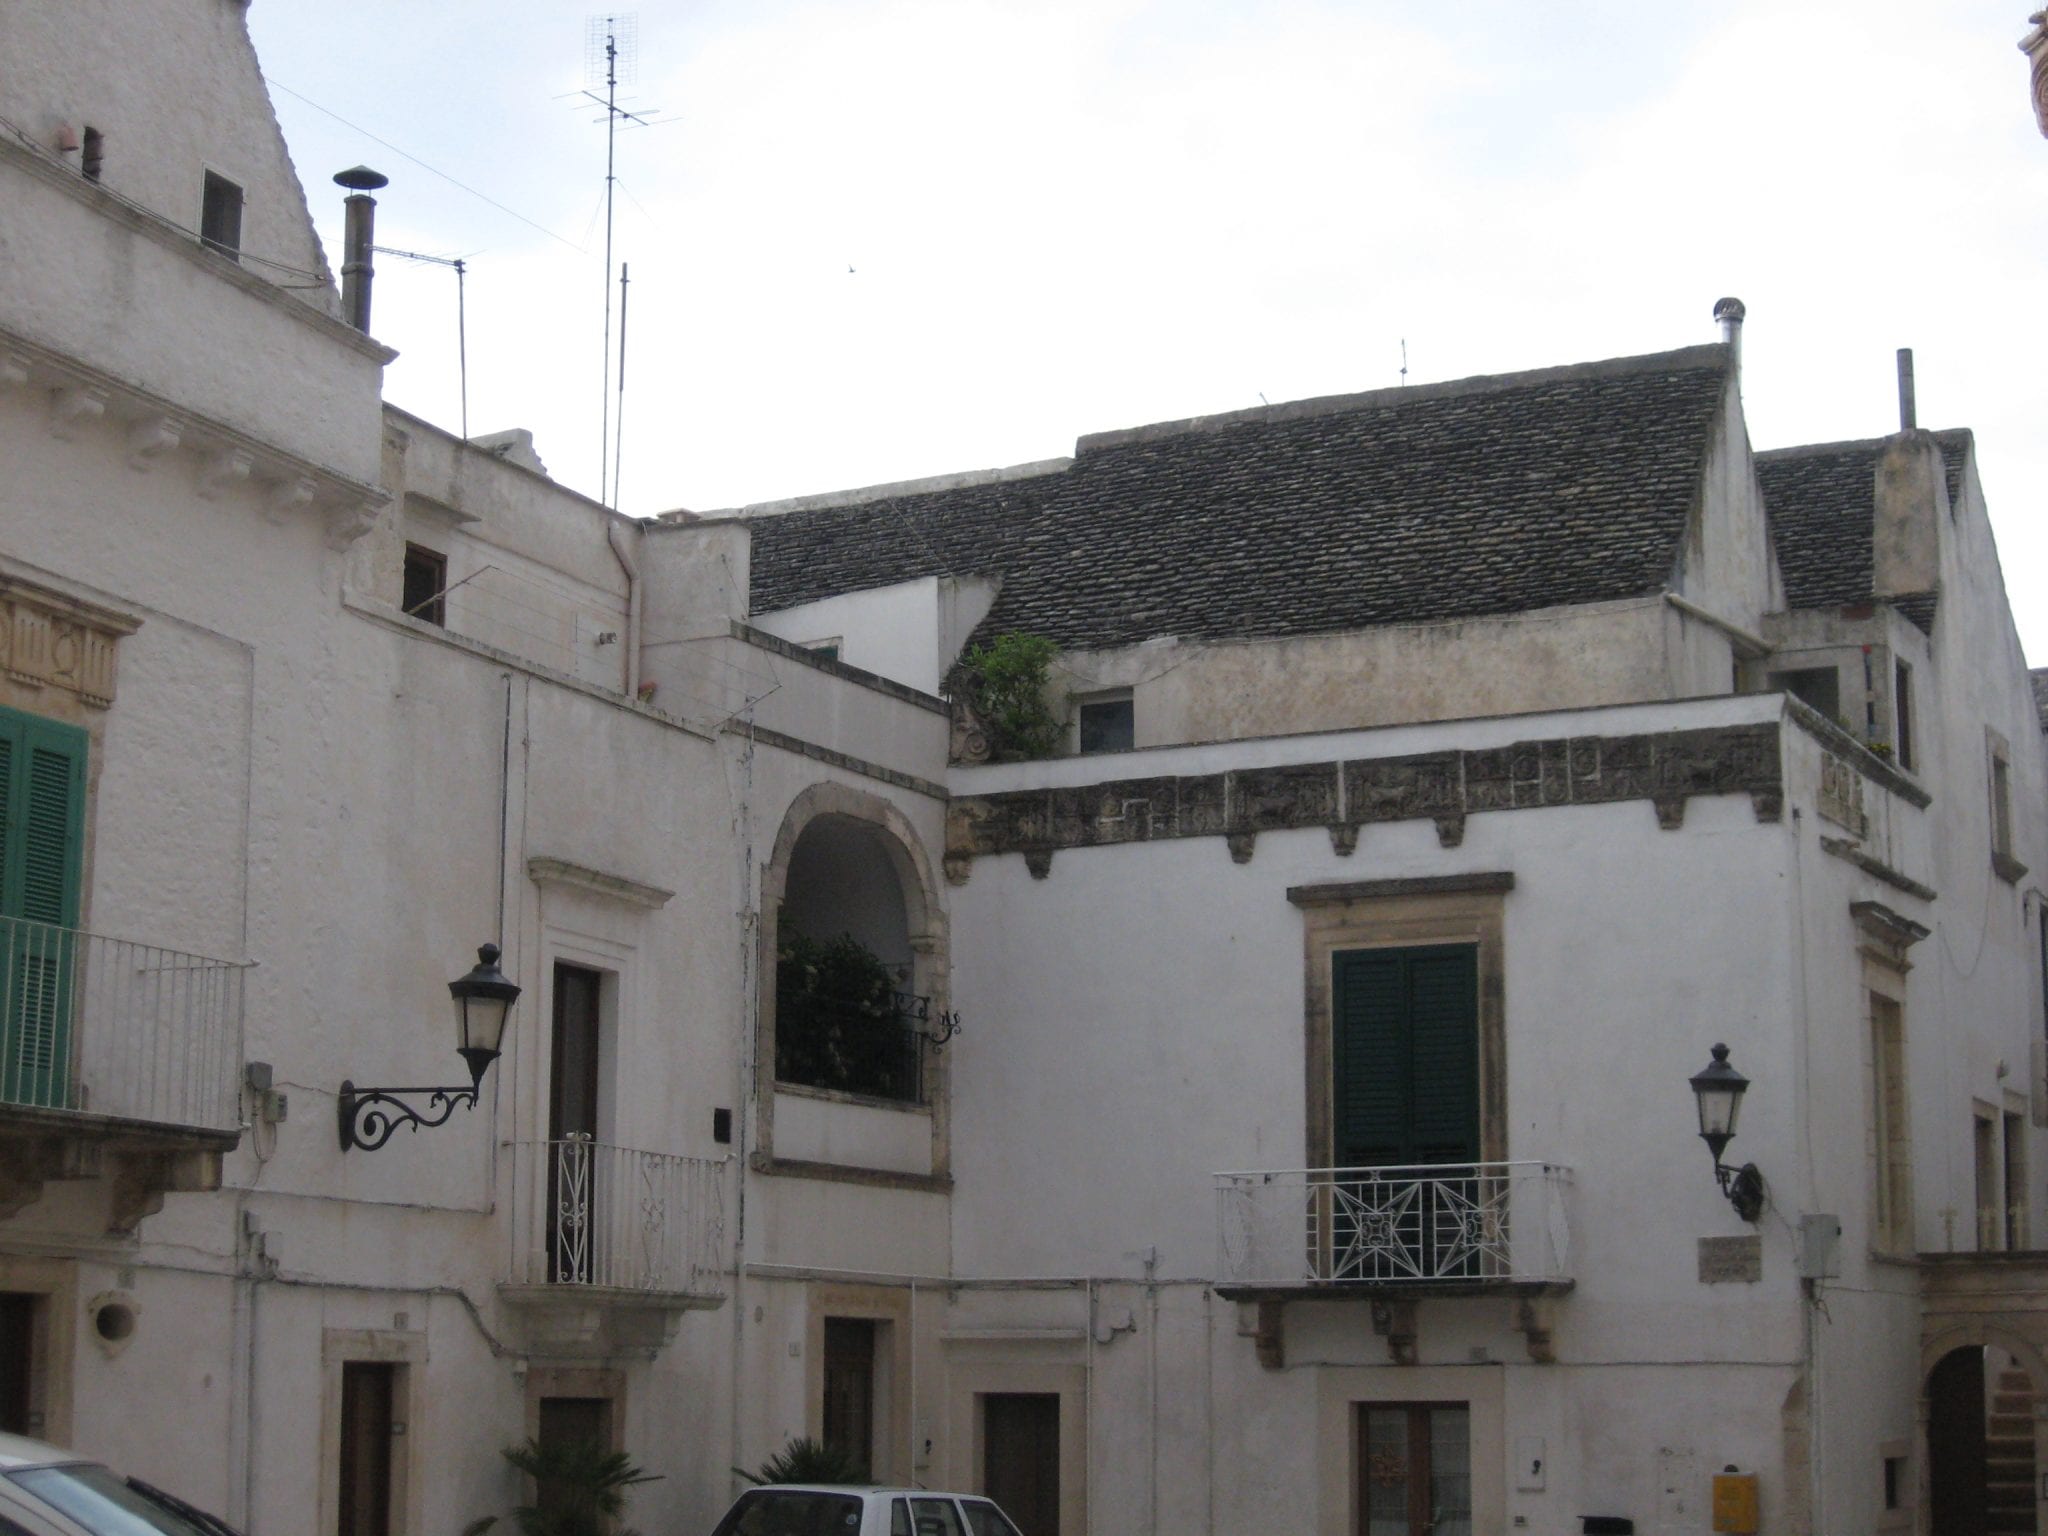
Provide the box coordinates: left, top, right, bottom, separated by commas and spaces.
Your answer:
198, 170, 243, 261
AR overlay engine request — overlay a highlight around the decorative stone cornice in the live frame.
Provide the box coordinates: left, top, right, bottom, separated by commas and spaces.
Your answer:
0, 575, 142, 708
948, 722, 1786, 875
526, 856, 674, 910
0, 323, 389, 549
1850, 899, 1931, 969
2024, 13, 2048, 138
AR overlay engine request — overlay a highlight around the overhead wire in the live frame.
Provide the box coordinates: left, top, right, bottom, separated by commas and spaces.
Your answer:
262, 77, 588, 255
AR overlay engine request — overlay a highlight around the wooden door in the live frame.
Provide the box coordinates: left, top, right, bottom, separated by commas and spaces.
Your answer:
338, 1362, 395, 1536
0, 1293, 33, 1435
1357, 1404, 1470, 1536
548, 964, 603, 1282
822, 1318, 877, 1480
982, 1393, 1059, 1536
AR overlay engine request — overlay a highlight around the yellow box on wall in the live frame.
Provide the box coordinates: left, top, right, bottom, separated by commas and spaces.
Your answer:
1711, 1472, 1760, 1534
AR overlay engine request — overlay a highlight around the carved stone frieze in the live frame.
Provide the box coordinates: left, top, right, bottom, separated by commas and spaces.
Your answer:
948, 695, 992, 765
947, 722, 1791, 873
0, 579, 139, 708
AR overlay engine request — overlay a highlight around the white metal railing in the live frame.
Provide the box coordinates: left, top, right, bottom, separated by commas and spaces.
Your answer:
507, 1136, 728, 1295
1216, 1162, 1573, 1286
0, 914, 246, 1133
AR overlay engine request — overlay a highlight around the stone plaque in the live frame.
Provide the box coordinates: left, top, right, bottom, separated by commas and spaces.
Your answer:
1697, 1234, 1762, 1284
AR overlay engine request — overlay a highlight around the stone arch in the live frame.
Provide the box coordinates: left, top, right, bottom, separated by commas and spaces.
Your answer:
753, 781, 951, 1183
1920, 1323, 2048, 1536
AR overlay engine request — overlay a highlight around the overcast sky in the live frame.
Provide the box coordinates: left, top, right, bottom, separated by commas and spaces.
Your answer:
248, 1, 2047, 658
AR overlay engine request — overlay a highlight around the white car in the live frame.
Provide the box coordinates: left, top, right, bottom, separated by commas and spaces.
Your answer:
0, 1434, 238, 1536
709, 1484, 1026, 1536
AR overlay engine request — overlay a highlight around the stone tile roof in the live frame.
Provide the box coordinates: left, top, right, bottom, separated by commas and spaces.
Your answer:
2031, 668, 2048, 733
744, 346, 1735, 651
1754, 429, 1970, 634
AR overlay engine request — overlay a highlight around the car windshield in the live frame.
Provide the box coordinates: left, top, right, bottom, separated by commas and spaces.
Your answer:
9, 1466, 222, 1536
710, 1490, 865, 1536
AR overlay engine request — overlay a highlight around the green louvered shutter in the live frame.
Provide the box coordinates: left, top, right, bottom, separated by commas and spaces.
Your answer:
1333, 945, 1479, 1168
0, 709, 86, 1108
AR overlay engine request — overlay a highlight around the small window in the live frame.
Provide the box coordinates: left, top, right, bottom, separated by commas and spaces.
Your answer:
1989, 730, 2025, 882
199, 170, 243, 260
1871, 993, 1911, 1252
803, 638, 842, 663
1077, 693, 1134, 755
401, 543, 447, 626
80, 127, 103, 184
1893, 660, 1914, 770
1883, 1452, 1906, 1510
1768, 666, 1840, 721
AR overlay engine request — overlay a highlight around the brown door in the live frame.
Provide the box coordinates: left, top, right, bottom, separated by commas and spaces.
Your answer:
0, 1293, 32, 1435
822, 1318, 877, 1480
1930, 1348, 1989, 1536
1357, 1403, 1471, 1536
338, 1362, 395, 1536
536, 1396, 614, 1531
549, 964, 604, 1282
982, 1393, 1058, 1536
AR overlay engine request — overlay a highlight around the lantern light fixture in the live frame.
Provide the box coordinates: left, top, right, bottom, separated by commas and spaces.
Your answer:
1689, 1042, 1765, 1222
338, 943, 521, 1152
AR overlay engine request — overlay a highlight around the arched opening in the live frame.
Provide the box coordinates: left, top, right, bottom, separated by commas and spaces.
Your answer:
1929, 1343, 2038, 1536
775, 812, 927, 1104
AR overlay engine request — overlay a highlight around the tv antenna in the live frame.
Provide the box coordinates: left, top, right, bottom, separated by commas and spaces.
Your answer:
581, 14, 658, 508
374, 245, 470, 440
1400, 338, 1408, 387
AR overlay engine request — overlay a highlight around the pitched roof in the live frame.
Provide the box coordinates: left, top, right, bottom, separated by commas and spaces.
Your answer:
1754, 429, 1970, 632
742, 346, 1734, 652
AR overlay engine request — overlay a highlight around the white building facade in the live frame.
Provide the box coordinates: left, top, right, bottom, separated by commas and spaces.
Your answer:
2, 7, 2046, 1536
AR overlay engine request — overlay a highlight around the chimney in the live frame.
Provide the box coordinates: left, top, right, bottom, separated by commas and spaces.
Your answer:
1712, 296, 1746, 367
332, 166, 389, 333
1896, 348, 1916, 431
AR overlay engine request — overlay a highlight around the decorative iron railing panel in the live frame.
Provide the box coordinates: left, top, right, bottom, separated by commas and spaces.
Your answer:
0, 914, 246, 1133
1215, 1162, 1573, 1286
775, 990, 936, 1104
507, 1136, 728, 1296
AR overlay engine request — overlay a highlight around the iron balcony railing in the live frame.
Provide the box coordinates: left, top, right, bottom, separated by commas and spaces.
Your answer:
775, 989, 939, 1104
507, 1135, 728, 1296
1216, 1162, 1573, 1287
0, 914, 246, 1134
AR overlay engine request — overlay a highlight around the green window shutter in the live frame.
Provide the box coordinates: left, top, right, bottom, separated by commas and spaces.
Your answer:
0, 708, 87, 1108
1333, 945, 1479, 1168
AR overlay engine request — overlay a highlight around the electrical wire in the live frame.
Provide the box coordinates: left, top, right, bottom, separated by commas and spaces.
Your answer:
262, 77, 588, 254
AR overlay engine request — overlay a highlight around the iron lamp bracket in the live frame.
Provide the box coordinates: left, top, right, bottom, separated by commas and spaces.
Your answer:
1715, 1160, 1766, 1223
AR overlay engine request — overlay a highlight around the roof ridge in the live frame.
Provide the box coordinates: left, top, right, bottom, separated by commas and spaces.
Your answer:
1075, 342, 1732, 455
1757, 426, 1972, 461
684, 456, 1075, 521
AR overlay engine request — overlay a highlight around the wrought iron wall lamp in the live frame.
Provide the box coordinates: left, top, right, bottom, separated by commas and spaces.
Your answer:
1689, 1042, 1765, 1222
338, 944, 521, 1151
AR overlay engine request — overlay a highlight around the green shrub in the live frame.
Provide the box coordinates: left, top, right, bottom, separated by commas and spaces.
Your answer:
954, 633, 1063, 761
735, 1435, 869, 1487
776, 930, 918, 1101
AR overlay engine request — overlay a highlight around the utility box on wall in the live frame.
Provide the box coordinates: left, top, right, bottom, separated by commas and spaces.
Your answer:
1711, 1472, 1760, 1534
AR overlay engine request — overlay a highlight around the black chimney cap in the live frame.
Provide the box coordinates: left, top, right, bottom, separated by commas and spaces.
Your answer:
333, 165, 389, 192
1712, 296, 1746, 324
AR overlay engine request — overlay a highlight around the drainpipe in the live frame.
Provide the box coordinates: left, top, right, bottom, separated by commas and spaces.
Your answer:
332, 166, 388, 333
605, 518, 642, 697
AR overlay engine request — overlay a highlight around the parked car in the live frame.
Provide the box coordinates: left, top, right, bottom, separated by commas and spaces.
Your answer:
0, 1434, 239, 1536
709, 1485, 1026, 1536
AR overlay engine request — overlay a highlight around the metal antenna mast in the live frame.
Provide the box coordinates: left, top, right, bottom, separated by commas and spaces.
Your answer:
584, 14, 642, 506
375, 245, 470, 440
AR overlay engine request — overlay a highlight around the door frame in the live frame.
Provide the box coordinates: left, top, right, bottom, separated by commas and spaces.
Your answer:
1292, 875, 1510, 1172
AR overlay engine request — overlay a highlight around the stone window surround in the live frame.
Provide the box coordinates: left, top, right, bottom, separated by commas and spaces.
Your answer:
318, 1326, 426, 1536
1290, 873, 1512, 1171
805, 1282, 914, 1485
1314, 1364, 1505, 1536
0, 1256, 76, 1446
939, 1347, 1087, 1534
754, 782, 952, 1192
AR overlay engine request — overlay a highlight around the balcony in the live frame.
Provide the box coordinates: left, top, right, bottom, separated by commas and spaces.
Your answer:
0, 916, 247, 1231
777, 989, 938, 1106
1215, 1163, 1574, 1365
500, 1135, 729, 1356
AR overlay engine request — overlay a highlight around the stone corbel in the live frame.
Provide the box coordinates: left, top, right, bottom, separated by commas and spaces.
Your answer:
263, 476, 317, 525
49, 385, 108, 441
107, 1148, 221, 1236
942, 852, 973, 886
1252, 1299, 1285, 1370
1654, 794, 1687, 830
198, 447, 255, 500
1226, 831, 1257, 864
126, 415, 185, 471
323, 498, 383, 551
1433, 813, 1466, 848
1515, 1296, 1557, 1363
1328, 824, 1359, 857
1370, 1296, 1418, 1365
0, 353, 29, 391
1022, 848, 1055, 880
